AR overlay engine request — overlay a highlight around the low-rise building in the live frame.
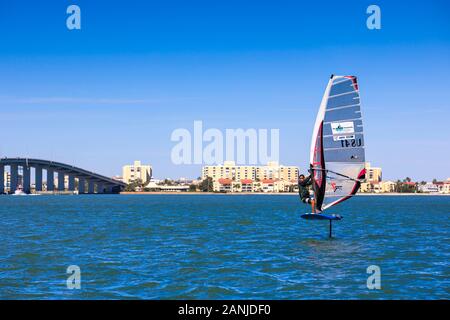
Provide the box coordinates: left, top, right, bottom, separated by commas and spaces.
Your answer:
359, 163, 385, 192
215, 178, 233, 192
360, 180, 395, 193
371, 181, 396, 193
158, 185, 189, 192
261, 179, 276, 193
144, 180, 189, 192
210, 177, 297, 193
381, 181, 396, 193
240, 179, 253, 192
419, 183, 439, 193
437, 180, 450, 194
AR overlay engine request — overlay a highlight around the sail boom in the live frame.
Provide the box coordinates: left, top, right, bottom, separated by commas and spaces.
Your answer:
310, 168, 365, 183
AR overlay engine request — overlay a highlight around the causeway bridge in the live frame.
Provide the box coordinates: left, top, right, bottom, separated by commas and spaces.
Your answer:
0, 157, 126, 194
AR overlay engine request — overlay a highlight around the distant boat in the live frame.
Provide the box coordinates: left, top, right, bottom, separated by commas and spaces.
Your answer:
12, 186, 27, 196
11, 186, 40, 196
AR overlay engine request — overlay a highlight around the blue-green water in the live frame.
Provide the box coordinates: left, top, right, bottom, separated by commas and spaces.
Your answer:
0, 194, 448, 299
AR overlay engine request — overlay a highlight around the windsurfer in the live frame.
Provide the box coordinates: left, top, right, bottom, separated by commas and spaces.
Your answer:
298, 174, 313, 204
299, 173, 318, 213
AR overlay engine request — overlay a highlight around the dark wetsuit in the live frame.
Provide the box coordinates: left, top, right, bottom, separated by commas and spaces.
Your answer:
298, 175, 312, 204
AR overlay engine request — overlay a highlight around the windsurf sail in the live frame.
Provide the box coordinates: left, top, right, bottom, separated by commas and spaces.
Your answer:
310, 75, 366, 212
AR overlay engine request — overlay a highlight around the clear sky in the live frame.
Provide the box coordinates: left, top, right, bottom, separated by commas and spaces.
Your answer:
0, 0, 449, 181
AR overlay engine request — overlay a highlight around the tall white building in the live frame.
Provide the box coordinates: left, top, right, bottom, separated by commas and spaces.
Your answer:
202, 161, 299, 192
122, 160, 152, 184
202, 161, 298, 182
365, 162, 382, 182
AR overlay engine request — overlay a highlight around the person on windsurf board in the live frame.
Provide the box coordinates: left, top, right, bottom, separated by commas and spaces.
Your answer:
300, 75, 366, 227
298, 173, 318, 213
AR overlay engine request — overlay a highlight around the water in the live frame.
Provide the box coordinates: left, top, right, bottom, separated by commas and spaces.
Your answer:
0, 194, 448, 299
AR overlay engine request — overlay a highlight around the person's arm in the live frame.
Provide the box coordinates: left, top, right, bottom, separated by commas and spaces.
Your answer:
305, 175, 312, 186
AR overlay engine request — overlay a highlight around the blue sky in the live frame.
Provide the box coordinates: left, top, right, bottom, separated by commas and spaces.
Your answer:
0, 0, 449, 181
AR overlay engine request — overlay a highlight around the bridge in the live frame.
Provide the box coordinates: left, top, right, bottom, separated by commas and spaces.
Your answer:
0, 157, 126, 194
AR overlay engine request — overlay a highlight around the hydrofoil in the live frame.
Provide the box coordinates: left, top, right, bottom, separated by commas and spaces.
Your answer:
301, 213, 342, 221
301, 213, 342, 238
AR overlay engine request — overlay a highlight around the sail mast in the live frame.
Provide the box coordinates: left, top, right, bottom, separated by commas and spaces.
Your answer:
310, 75, 334, 212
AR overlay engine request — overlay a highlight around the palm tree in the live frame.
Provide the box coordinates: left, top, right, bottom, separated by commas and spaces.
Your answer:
200, 177, 213, 192
124, 178, 144, 192
395, 179, 402, 192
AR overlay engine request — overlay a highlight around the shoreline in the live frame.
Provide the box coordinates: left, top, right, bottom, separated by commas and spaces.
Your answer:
119, 192, 450, 196
2, 192, 448, 196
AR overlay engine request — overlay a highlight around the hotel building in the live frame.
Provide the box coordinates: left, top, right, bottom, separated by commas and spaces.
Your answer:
122, 160, 152, 184
360, 162, 382, 192
202, 161, 299, 193
365, 162, 382, 183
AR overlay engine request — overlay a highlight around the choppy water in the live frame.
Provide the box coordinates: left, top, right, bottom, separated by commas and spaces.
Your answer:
0, 194, 448, 299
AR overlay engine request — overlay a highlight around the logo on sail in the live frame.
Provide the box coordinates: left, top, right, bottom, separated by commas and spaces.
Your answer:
331, 121, 355, 141
330, 182, 343, 193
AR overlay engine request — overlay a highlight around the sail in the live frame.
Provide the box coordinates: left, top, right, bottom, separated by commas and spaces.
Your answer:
310, 75, 366, 211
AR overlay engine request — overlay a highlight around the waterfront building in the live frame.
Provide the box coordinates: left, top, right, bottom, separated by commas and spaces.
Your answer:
365, 162, 382, 183
256, 161, 298, 182
436, 179, 450, 194
261, 179, 276, 192
3, 171, 10, 193
240, 179, 253, 192
202, 161, 299, 193
122, 160, 152, 184
419, 183, 439, 193
359, 182, 369, 192
146, 183, 189, 192
382, 181, 396, 193
370, 181, 396, 193
441, 183, 450, 194
211, 176, 297, 193
359, 162, 384, 192
215, 178, 233, 192
158, 185, 189, 192
202, 161, 256, 181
